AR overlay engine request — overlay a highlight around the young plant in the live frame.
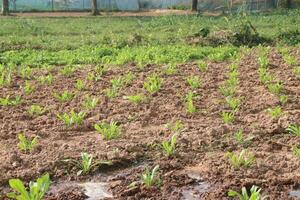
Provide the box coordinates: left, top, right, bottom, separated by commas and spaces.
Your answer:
0, 69, 12, 87
161, 134, 177, 157
258, 68, 273, 84
197, 60, 208, 72
60, 65, 76, 77
220, 111, 235, 124
27, 105, 47, 117
164, 64, 177, 75
186, 76, 202, 89
126, 94, 145, 104
286, 124, 300, 136
267, 81, 283, 95
293, 67, 300, 79
37, 74, 53, 85
105, 87, 118, 99
82, 95, 99, 110
258, 56, 269, 68
57, 110, 86, 127
166, 120, 184, 133
17, 133, 38, 152
292, 146, 300, 157
94, 121, 120, 140
53, 91, 73, 102
144, 73, 162, 94
77, 152, 93, 176
279, 95, 288, 105
226, 97, 241, 112
185, 91, 197, 114
0, 95, 22, 106
7, 174, 50, 200
226, 150, 255, 168
219, 85, 236, 97
141, 165, 161, 187
20, 66, 32, 80
267, 106, 282, 119
94, 65, 107, 81
235, 129, 244, 144
75, 79, 86, 91
228, 185, 266, 200
23, 81, 35, 95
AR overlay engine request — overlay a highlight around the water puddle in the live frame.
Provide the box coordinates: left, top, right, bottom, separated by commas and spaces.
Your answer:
181, 182, 210, 200
289, 190, 300, 199
79, 182, 113, 200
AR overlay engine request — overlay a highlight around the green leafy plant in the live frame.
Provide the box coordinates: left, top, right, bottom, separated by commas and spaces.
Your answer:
82, 95, 99, 110
20, 66, 32, 80
161, 134, 177, 157
292, 146, 300, 157
226, 97, 241, 112
267, 81, 283, 95
0, 68, 12, 87
187, 76, 202, 89
141, 165, 161, 187
228, 185, 267, 200
105, 87, 118, 99
94, 121, 120, 140
219, 85, 236, 97
53, 91, 73, 102
144, 73, 162, 94
220, 111, 235, 124
7, 173, 50, 200
286, 124, 300, 136
279, 95, 288, 105
93, 65, 107, 81
23, 81, 35, 95
293, 67, 300, 79
166, 120, 184, 133
125, 94, 145, 104
75, 79, 86, 91
226, 150, 255, 168
258, 68, 273, 84
185, 91, 197, 114
197, 60, 208, 72
267, 106, 282, 119
77, 152, 93, 176
164, 64, 177, 75
258, 56, 269, 68
27, 105, 47, 117
17, 133, 38, 152
57, 110, 86, 127
60, 65, 76, 77
37, 74, 53, 85
0, 95, 22, 106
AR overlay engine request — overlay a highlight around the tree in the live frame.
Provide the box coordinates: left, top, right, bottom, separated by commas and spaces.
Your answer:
192, 0, 198, 11
2, 0, 9, 16
91, 0, 99, 16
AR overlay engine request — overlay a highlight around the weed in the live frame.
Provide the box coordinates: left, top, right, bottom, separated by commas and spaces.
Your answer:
197, 61, 208, 72
267, 106, 282, 119
226, 97, 241, 111
77, 152, 93, 176
53, 91, 73, 102
75, 79, 86, 91
57, 110, 86, 127
17, 133, 38, 152
187, 76, 202, 89
94, 121, 120, 140
125, 94, 145, 104
267, 81, 283, 95
226, 150, 255, 168
286, 124, 300, 136
37, 74, 53, 85
23, 81, 35, 95
144, 73, 162, 94
0, 95, 22, 106
82, 95, 99, 110
27, 105, 47, 117
220, 111, 235, 124
185, 91, 197, 114
7, 174, 50, 200
228, 185, 267, 200
161, 134, 177, 157
141, 165, 161, 187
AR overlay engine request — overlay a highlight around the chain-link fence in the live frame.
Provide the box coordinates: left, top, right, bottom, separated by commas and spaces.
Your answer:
0, 0, 299, 12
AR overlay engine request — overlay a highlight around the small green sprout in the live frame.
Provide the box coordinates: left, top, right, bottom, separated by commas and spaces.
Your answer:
292, 146, 300, 157
104, 87, 118, 99
53, 91, 74, 102
0, 69, 12, 87
220, 111, 235, 124
226, 150, 255, 168
75, 79, 86, 91
82, 95, 99, 110
17, 133, 38, 152
0, 95, 22, 106
267, 81, 283, 95
258, 56, 269, 68
186, 76, 202, 89
228, 185, 267, 200
226, 97, 241, 112
23, 81, 35, 95
125, 94, 145, 104
185, 91, 197, 114
293, 67, 300, 79
94, 121, 120, 140
37, 74, 53, 85
27, 105, 47, 117
197, 61, 208, 72
57, 110, 86, 127
166, 120, 184, 133
279, 95, 288, 105
60, 65, 76, 77
286, 124, 300, 136
161, 134, 177, 157
20, 66, 32, 80
141, 165, 161, 187
219, 85, 236, 97
267, 106, 282, 119
77, 152, 93, 176
144, 73, 162, 94
7, 174, 50, 200
164, 64, 177, 75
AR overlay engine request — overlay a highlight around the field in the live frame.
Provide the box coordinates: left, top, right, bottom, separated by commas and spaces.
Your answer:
0, 10, 300, 200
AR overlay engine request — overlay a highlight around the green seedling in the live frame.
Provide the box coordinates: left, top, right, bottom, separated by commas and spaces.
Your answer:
75, 79, 86, 91
185, 91, 197, 114
122, 72, 135, 85
258, 56, 269, 68
0, 95, 22, 106
293, 67, 300, 79
20, 66, 32, 80
82, 95, 99, 110
187, 76, 202, 89
77, 152, 93, 176
267, 106, 282, 119
105, 87, 118, 99
292, 146, 300, 157
258, 68, 273, 84
166, 120, 184, 133
164, 64, 177, 75
57, 110, 86, 127
125, 94, 145, 104
283, 55, 297, 66
23, 81, 35, 95
235, 129, 244, 144
226, 97, 241, 112
60, 65, 76, 77
197, 61, 208, 72
279, 95, 288, 105
286, 124, 300, 136
7, 173, 50, 200
141, 165, 161, 187
53, 91, 73, 102
94, 65, 107, 81
17, 133, 38, 152
219, 85, 236, 97
37, 74, 53, 85
220, 111, 235, 124
161, 134, 177, 157
27, 105, 47, 117
144, 73, 162, 94
0, 69, 12, 87
94, 121, 120, 140
228, 185, 267, 200
267, 81, 283, 95
226, 150, 255, 168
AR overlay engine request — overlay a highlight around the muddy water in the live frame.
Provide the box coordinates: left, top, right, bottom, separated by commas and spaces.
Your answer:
181, 182, 210, 200
289, 190, 300, 199
79, 182, 113, 199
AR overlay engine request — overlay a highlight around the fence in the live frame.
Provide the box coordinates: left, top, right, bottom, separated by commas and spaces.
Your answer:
0, 0, 295, 12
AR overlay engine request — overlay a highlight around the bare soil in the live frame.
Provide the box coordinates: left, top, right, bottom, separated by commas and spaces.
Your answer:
0, 48, 299, 199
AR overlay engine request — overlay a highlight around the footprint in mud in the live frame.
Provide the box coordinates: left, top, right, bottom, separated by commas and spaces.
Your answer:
79, 182, 113, 200
289, 190, 300, 199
